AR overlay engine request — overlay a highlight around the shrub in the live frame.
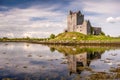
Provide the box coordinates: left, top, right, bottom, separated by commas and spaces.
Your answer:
100, 32, 105, 36
50, 34, 55, 39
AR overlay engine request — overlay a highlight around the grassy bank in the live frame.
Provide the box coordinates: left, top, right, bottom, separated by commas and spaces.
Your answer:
0, 32, 120, 46
0, 37, 47, 42
46, 32, 120, 46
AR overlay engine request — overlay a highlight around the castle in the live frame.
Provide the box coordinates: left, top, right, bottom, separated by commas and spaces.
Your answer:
67, 10, 101, 35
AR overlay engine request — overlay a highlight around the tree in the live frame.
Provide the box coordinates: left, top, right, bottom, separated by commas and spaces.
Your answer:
90, 27, 94, 34
100, 32, 105, 36
3, 37, 8, 40
50, 34, 55, 39
26, 36, 30, 39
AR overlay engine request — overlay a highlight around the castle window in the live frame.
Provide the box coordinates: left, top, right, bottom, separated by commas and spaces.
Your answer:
80, 26, 82, 28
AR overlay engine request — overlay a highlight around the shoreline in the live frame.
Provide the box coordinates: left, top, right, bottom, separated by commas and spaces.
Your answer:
1, 40, 120, 46
30, 41, 120, 46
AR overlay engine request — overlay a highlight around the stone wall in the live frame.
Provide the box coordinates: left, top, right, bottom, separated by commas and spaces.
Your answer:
92, 27, 101, 35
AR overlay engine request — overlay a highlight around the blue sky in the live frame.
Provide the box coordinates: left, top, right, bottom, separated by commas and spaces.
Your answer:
0, 0, 120, 38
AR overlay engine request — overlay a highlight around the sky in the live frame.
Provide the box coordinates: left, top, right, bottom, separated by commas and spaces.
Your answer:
0, 0, 120, 38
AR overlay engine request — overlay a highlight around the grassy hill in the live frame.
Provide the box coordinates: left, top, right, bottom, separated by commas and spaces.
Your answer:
55, 32, 86, 40
49, 32, 120, 42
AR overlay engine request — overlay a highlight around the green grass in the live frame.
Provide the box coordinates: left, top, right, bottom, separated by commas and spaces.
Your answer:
0, 32, 120, 43
55, 32, 86, 40
49, 32, 120, 42
0, 37, 47, 42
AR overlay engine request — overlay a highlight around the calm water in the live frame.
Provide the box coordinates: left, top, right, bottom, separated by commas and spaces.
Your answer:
0, 42, 120, 80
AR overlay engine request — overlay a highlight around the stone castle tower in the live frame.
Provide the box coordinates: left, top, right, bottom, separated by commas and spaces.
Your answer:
67, 10, 101, 35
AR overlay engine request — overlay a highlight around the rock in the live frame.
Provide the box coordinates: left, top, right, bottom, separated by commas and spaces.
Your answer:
38, 55, 42, 57
5, 44, 8, 45
117, 64, 120, 66
62, 57, 66, 59
28, 54, 32, 57
106, 58, 113, 60
0, 67, 4, 70
3, 52, 6, 54
104, 60, 110, 63
111, 53, 117, 56
2, 78, 16, 80
23, 66, 27, 68
61, 61, 68, 64
48, 59, 53, 61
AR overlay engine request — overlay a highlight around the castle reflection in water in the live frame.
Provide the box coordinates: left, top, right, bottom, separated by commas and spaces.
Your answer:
67, 51, 101, 75
49, 45, 105, 75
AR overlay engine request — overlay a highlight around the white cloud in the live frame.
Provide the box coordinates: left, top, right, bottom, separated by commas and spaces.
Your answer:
116, 17, 120, 22
86, 1, 119, 14
0, 0, 120, 37
0, 5, 66, 38
83, 1, 119, 15
67, 0, 120, 15
106, 17, 120, 23
22, 31, 52, 38
106, 17, 116, 23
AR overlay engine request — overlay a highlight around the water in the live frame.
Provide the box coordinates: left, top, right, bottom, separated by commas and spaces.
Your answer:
0, 42, 120, 80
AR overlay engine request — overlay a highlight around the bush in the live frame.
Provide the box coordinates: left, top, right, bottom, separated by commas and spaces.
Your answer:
50, 34, 55, 39
100, 32, 105, 36
3, 37, 8, 39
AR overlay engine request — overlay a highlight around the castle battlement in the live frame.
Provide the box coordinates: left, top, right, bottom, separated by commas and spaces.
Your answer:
67, 10, 101, 35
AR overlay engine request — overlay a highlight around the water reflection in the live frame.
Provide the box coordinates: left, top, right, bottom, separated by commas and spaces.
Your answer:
67, 51, 101, 75
49, 46, 105, 73
49, 45, 120, 79
0, 42, 120, 80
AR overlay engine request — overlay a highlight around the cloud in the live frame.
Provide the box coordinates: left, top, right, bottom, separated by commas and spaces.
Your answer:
0, 0, 120, 37
22, 32, 52, 38
83, 1, 119, 15
0, 4, 66, 38
67, 0, 120, 16
0, 32, 14, 38
116, 17, 120, 22
106, 17, 115, 23
106, 17, 120, 23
